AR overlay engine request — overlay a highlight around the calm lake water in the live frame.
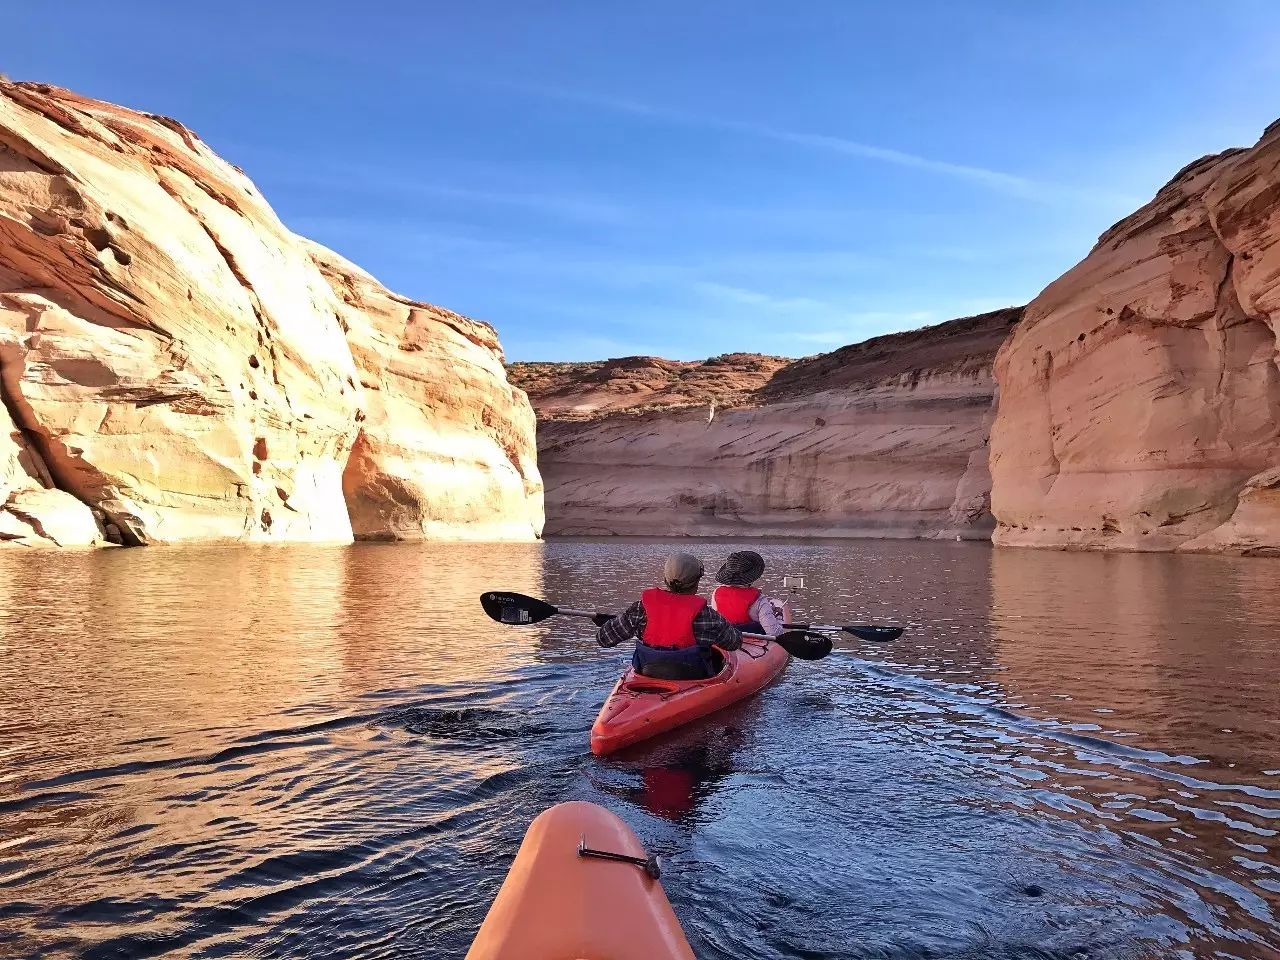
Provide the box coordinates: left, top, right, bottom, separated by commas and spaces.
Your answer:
1, 540, 1277, 959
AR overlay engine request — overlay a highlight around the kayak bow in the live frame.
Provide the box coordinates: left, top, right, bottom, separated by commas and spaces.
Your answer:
466, 801, 694, 959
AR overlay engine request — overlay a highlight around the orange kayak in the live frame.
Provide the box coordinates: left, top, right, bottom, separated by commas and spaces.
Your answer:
590, 637, 789, 755
466, 801, 695, 960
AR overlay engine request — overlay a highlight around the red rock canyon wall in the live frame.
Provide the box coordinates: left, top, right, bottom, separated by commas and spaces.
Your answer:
989, 124, 1280, 555
511, 311, 1020, 539
0, 81, 542, 547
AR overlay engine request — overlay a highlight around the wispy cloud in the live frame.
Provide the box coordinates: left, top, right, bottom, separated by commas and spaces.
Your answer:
793, 310, 938, 346
508, 84, 1055, 201
692, 281, 948, 348
692, 281, 830, 312
300, 212, 886, 288
244, 149, 630, 225
419, 183, 627, 223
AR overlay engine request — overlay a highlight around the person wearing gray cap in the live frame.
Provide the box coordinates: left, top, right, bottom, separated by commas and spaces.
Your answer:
595, 552, 743, 680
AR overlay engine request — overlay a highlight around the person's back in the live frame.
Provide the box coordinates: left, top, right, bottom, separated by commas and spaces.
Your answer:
596, 553, 742, 680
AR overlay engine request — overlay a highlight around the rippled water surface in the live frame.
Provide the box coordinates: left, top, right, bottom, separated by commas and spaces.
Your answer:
1, 540, 1278, 959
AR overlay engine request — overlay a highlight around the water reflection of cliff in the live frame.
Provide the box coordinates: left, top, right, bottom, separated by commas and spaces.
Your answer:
335, 540, 547, 690
0, 542, 552, 957
989, 548, 1280, 946
990, 548, 1280, 774
0, 546, 352, 764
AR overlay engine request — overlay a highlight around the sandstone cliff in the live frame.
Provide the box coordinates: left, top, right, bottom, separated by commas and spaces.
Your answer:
510, 309, 1020, 538
990, 123, 1280, 555
0, 81, 542, 547
312, 242, 542, 542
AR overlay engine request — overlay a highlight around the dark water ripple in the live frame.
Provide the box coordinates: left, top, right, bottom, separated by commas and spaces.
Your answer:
1, 540, 1277, 958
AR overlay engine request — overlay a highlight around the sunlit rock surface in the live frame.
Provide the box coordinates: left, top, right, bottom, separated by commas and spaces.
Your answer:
510, 310, 1020, 538
0, 80, 541, 546
990, 122, 1280, 555
311, 242, 543, 542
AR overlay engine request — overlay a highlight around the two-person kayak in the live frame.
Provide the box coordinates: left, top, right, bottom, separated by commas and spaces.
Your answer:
591, 635, 789, 755
466, 801, 694, 959
481, 545, 834, 757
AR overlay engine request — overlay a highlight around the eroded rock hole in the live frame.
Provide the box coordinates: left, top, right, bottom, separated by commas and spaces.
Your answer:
84, 227, 112, 251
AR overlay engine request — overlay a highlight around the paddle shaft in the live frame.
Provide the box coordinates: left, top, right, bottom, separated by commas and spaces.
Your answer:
790, 622, 884, 632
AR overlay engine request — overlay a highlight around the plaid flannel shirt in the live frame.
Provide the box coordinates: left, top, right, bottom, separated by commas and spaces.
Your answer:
597, 600, 743, 651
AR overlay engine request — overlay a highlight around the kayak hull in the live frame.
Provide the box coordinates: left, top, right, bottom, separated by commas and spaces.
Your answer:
466, 800, 695, 960
590, 638, 789, 756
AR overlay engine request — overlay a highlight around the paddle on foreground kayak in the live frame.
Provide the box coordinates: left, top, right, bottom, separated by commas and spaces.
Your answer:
466, 801, 695, 960
590, 635, 790, 756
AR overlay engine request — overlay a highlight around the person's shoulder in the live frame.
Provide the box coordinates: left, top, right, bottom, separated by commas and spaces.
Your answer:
700, 601, 729, 621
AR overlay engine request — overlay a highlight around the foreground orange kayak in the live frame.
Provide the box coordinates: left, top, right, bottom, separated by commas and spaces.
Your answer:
466, 801, 695, 960
590, 637, 790, 755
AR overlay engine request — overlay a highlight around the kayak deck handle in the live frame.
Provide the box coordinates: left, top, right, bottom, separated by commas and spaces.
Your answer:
578, 835, 663, 879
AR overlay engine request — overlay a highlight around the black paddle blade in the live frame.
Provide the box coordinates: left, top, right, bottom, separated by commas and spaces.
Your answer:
774, 630, 833, 661
480, 591, 559, 625
843, 625, 904, 642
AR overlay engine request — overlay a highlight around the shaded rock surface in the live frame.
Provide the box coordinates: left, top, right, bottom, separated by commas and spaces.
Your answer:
0, 80, 541, 546
510, 309, 1020, 538
990, 123, 1280, 555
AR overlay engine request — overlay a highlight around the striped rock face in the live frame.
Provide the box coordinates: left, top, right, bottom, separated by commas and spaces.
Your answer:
0, 81, 541, 547
511, 310, 1021, 541
990, 123, 1280, 556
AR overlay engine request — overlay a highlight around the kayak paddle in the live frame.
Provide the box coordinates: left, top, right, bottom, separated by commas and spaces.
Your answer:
787, 622, 904, 642
480, 590, 834, 661
480, 590, 591, 624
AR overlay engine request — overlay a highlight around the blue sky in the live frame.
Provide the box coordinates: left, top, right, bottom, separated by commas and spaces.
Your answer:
6, 2, 1280, 361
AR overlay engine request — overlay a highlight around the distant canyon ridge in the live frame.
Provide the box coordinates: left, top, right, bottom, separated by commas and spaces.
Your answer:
511, 310, 1016, 541
513, 121, 1280, 556
2, 81, 1277, 554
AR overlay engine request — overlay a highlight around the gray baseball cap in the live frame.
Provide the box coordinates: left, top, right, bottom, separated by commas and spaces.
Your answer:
663, 552, 705, 592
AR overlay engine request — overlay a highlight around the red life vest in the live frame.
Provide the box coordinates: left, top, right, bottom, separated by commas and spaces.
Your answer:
640, 588, 706, 649
713, 586, 761, 626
